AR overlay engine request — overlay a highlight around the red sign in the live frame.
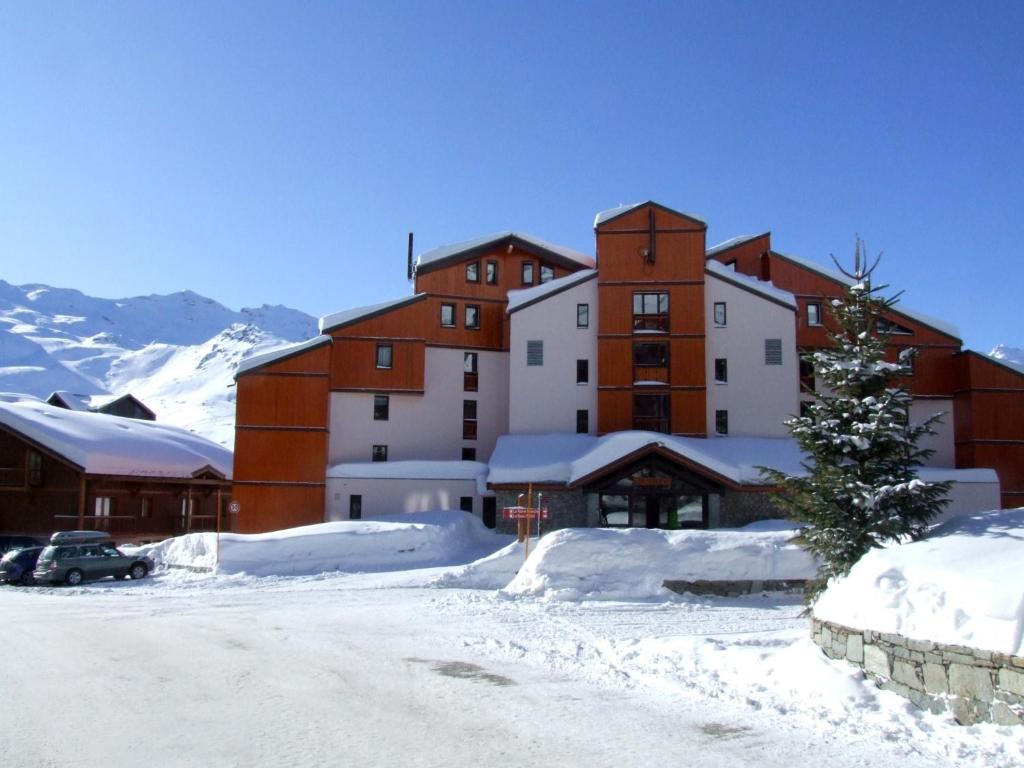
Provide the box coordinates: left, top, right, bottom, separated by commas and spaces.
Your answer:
502, 506, 550, 520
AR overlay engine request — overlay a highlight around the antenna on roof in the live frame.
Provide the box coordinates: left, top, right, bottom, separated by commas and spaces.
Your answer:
407, 232, 414, 281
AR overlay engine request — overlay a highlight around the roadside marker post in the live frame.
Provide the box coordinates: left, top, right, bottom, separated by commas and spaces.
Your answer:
501, 485, 549, 564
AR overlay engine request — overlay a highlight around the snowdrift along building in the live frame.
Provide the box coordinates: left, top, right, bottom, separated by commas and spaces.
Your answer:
232, 202, 1021, 532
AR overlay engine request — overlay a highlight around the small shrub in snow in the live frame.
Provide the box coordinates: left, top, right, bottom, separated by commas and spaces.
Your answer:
760, 242, 950, 600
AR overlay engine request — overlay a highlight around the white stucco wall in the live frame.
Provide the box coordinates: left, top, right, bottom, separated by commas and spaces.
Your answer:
911, 398, 955, 468
325, 477, 487, 519
328, 347, 509, 463
705, 275, 799, 437
508, 278, 598, 433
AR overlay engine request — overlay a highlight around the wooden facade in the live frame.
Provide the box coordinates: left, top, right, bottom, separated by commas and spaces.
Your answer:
595, 203, 708, 436
0, 428, 229, 543
952, 352, 1024, 509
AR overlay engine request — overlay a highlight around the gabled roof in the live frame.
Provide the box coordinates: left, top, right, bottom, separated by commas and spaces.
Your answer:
507, 269, 598, 314
92, 393, 157, 420
486, 432, 805, 489
415, 232, 594, 274
705, 261, 796, 310
705, 233, 769, 258
47, 391, 93, 412
771, 251, 961, 340
0, 400, 232, 479
593, 201, 707, 228
319, 294, 427, 334
235, 334, 332, 377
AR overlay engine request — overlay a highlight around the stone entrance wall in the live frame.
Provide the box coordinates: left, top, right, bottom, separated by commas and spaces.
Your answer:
811, 617, 1024, 726
493, 489, 589, 535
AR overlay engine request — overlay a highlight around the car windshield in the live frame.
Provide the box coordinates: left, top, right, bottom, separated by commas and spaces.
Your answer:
0, 550, 17, 563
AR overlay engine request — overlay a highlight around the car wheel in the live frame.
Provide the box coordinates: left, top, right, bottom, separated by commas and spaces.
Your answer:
20, 572, 34, 587
65, 569, 84, 587
129, 563, 148, 580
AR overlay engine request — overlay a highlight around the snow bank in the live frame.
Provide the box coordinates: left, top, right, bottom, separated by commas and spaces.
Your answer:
501, 524, 817, 601
139, 511, 506, 577
433, 540, 526, 589
813, 508, 1024, 656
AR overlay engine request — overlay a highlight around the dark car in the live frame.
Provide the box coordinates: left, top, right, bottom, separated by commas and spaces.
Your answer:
33, 531, 154, 586
0, 546, 44, 586
0, 535, 45, 556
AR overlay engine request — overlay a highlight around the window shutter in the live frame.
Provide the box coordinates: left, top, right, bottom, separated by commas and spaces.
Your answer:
765, 339, 783, 365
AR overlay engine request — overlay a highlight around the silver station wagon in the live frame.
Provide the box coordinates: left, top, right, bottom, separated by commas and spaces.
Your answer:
33, 531, 153, 586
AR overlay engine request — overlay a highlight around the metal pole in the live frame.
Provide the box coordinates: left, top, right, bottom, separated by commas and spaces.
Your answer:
524, 484, 533, 562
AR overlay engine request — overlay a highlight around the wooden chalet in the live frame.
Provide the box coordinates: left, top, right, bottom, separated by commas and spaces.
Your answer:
0, 399, 232, 542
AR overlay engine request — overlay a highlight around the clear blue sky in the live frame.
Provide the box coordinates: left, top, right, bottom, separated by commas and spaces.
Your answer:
2, 1, 1022, 352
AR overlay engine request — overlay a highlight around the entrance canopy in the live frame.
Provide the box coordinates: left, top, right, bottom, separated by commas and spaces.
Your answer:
487, 432, 805, 491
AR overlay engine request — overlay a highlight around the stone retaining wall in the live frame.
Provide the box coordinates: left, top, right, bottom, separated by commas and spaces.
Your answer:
811, 617, 1024, 726
663, 579, 806, 597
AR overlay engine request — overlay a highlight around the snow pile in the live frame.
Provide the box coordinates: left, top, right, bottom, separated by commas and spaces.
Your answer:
813, 508, 1024, 655
501, 524, 817, 601
433, 539, 526, 589
140, 511, 508, 576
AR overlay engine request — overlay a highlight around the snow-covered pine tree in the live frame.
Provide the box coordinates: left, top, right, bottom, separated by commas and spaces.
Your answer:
761, 240, 951, 600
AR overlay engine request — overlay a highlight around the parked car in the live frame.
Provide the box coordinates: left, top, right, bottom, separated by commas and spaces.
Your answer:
0, 546, 44, 586
33, 531, 154, 586
0, 535, 44, 556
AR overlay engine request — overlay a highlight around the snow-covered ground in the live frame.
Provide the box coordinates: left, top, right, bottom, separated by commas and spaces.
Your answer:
3, 513, 1021, 767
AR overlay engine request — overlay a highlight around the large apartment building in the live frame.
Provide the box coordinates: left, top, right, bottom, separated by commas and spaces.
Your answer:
232, 201, 1021, 533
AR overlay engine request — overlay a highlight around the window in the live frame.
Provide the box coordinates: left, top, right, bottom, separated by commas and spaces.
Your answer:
633, 292, 669, 331
373, 394, 389, 421
521, 261, 534, 285
715, 409, 729, 435
765, 339, 783, 365
799, 356, 816, 392
714, 358, 728, 384
463, 352, 478, 391
440, 303, 456, 327
372, 445, 388, 462
577, 303, 589, 328
486, 260, 498, 285
94, 497, 113, 517
27, 450, 43, 486
576, 359, 589, 384
465, 261, 480, 283
633, 394, 670, 433
576, 409, 589, 434
714, 302, 727, 327
465, 304, 480, 329
349, 495, 362, 520
459, 497, 473, 513
461, 447, 476, 461
140, 497, 151, 519
463, 399, 477, 440
633, 342, 668, 367
901, 350, 916, 376
540, 265, 554, 283
527, 340, 543, 366
807, 302, 822, 326
375, 343, 393, 369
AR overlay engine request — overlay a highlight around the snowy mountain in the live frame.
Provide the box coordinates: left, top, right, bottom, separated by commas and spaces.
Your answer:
989, 344, 1024, 371
0, 280, 318, 446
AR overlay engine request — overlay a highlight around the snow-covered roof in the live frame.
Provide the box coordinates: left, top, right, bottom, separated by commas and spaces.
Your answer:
415, 232, 594, 271
705, 234, 766, 258
507, 269, 598, 313
705, 261, 796, 309
327, 460, 491, 495
772, 251, 961, 340
487, 432, 806, 488
0, 392, 43, 404
319, 294, 425, 334
47, 390, 93, 411
0, 400, 232, 478
235, 334, 332, 377
593, 201, 707, 228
